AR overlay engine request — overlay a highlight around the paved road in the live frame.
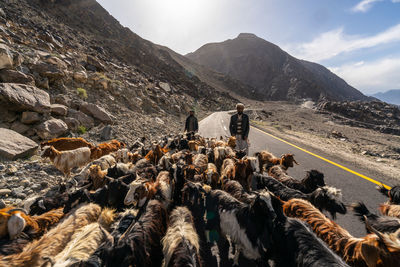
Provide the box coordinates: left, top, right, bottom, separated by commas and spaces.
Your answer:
199, 111, 392, 237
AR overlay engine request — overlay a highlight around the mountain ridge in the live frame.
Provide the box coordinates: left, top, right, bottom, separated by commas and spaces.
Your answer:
186, 33, 370, 102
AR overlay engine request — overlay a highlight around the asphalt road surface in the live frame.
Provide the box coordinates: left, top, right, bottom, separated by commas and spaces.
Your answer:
199, 111, 392, 237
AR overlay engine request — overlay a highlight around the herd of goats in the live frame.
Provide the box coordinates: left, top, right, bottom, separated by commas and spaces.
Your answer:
0, 132, 399, 267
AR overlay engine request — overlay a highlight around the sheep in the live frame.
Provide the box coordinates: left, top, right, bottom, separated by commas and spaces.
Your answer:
283, 198, 400, 267
206, 189, 277, 265
352, 202, 400, 233
0, 204, 102, 267
269, 196, 349, 266
380, 203, 400, 218
203, 163, 219, 189
42, 208, 115, 267
42, 146, 91, 177
90, 140, 125, 160
269, 167, 325, 193
124, 171, 173, 209
193, 153, 208, 174
0, 207, 64, 240
40, 137, 94, 151
102, 200, 168, 267
255, 173, 346, 218
377, 185, 400, 204
256, 151, 298, 172
162, 207, 201, 267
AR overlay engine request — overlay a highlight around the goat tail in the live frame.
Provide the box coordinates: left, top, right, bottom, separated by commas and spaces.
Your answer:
376, 184, 389, 197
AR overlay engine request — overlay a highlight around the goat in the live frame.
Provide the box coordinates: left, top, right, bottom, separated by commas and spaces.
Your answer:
42, 146, 91, 177
103, 200, 168, 267
220, 158, 235, 187
158, 153, 173, 171
182, 182, 217, 267
0, 207, 64, 240
188, 140, 199, 152
283, 198, 400, 267
255, 173, 346, 218
106, 162, 134, 179
203, 163, 219, 189
233, 158, 253, 191
90, 140, 125, 160
380, 203, 400, 218
193, 153, 208, 174
40, 137, 94, 151
206, 189, 277, 265
269, 167, 325, 193
88, 165, 109, 190
162, 207, 201, 267
377, 185, 400, 204
112, 148, 131, 163
0, 204, 102, 267
77, 154, 117, 180
269, 196, 349, 266
352, 202, 400, 233
43, 208, 116, 267
144, 144, 167, 165
222, 179, 255, 204
124, 171, 173, 208
256, 151, 298, 172
214, 146, 235, 173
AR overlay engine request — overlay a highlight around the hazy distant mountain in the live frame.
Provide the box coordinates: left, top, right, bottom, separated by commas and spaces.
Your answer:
186, 33, 369, 101
372, 90, 400, 105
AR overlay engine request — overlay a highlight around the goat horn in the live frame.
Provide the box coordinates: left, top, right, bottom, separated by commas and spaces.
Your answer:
7, 208, 28, 214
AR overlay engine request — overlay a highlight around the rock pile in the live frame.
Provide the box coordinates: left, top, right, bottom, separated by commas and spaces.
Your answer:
317, 100, 400, 136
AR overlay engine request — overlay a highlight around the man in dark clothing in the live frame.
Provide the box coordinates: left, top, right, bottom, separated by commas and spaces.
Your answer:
229, 103, 249, 155
185, 110, 199, 133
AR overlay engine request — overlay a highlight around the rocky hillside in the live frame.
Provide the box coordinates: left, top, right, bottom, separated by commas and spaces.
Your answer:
0, 0, 238, 159
186, 33, 369, 102
316, 100, 400, 136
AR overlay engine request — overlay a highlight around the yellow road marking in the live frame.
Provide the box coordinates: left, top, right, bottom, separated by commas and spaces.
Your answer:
251, 126, 392, 190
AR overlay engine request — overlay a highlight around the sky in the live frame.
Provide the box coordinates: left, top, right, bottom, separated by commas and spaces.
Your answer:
97, 0, 400, 94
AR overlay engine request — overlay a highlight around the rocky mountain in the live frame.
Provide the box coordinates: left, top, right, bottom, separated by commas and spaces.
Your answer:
186, 33, 369, 102
372, 90, 400, 106
0, 0, 238, 152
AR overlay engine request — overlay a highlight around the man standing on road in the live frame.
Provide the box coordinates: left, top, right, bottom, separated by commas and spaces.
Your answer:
229, 103, 249, 155
185, 110, 199, 133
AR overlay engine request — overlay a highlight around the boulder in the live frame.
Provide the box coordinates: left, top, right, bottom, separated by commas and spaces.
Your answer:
10, 121, 30, 134
159, 82, 172, 92
0, 128, 38, 160
68, 109, 94, 128
80, 102, 113, 123
31, 61, 65, 79
35, 118, 68, 139
21, 111, 41, 124
46, 56, 67, 70
0, 83, 51, 113
0, 44, 13, 69
0, 69, 35, 85
100, 125, 112, 140
63, 117, 79, 131
73, 70, 88, 83
86, 55, 105, 72
51, 104, 68, 116
0, 189, 11, 196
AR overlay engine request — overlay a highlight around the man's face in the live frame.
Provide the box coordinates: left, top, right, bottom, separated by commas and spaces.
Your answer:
190, 111, 194, 116
237, 106, 244, 114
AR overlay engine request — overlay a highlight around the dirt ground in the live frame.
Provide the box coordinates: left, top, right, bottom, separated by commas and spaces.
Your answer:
237, 100, 400, 183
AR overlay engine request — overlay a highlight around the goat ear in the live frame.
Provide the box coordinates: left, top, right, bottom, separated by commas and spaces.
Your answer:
360, 242, 379, 267
7, 214, 26, 240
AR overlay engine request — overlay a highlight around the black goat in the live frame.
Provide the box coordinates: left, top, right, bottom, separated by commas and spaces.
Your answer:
206, 189, 277, 265
377, 185, 400, 204
269, 167, 325, 193
255, 173, 346, 218
352, 202, 400, 233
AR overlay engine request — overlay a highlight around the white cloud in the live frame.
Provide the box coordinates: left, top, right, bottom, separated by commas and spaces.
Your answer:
392, 0, 400, 3
351, 0, 382, 13
329, 57, 400, 94
286, 24, 400, 62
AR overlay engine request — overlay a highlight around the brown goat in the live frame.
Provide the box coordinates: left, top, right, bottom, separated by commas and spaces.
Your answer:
90, 140, 125, 160
380, 202, 400, 218
256, 151, 298, 172
145, 144, 167, 165
40, 137, 94, 151
88, 165, 109, 190
203, 163, 220, 189
283, 198, 400, 267
0, 207, 64, 240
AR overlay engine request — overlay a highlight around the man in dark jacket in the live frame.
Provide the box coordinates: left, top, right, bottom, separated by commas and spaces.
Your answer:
229, 103, 249, 155
185, 110, 199, 133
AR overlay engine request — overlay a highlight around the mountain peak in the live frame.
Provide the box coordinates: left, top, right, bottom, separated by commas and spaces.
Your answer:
237, 33, 258, 39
